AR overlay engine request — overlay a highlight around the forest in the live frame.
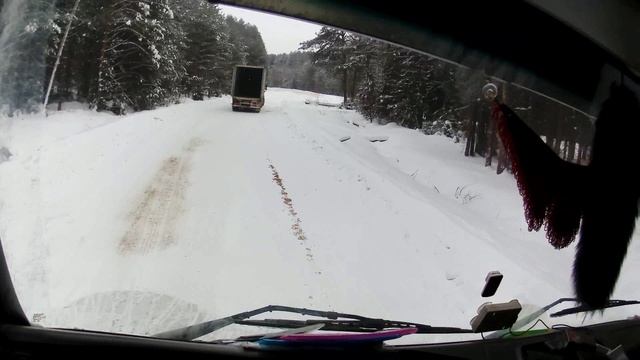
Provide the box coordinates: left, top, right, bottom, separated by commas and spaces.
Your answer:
0, 0, 267, 114
298, 27, 594, 168
0, 2, 593, 167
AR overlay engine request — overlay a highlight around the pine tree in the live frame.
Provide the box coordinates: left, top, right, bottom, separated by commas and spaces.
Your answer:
243, 23, 266, 66
95, 0, 183, 113
172, 0, 229, 100
44, 0, 81, 111
300, 27, 358, 104
266, 51, 341, 95
225, 15, 267, 67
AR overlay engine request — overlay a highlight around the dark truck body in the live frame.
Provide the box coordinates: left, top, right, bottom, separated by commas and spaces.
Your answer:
231, 65, 266, 112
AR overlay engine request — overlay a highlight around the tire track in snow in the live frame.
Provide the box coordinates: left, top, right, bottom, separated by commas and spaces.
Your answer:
119, 138, 204, 255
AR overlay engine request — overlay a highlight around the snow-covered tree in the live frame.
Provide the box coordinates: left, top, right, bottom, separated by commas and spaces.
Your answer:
225, 15, 266, 68
173, 0, 231, 100
95, 0, 182, 113
4, 0, 267, 114
300, 27, 361, 104
0, 0, 55, 114
267, 52, 341, 95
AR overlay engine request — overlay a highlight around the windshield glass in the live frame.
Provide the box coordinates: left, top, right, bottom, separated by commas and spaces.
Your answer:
0, 0, 638, 345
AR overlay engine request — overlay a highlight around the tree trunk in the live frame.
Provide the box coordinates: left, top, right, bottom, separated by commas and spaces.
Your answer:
475, 102, 488, 156
553, 115, 562, 155
497, 82, 509, 174
96, 1, 115, 112
543, 104, 554, 147
351, 69, 358, 100
79, 48, 94, 101
567, 140, 576, 162
58, 39, 76, 111
342, 69, 348, 104
584, 144, 590, 164
464, 102, 477, 157
44, 0, 81, 114
485, 105, 496, 167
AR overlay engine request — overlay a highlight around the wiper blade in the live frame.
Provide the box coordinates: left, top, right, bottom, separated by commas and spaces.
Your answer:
153, 304, 472, 341
236, 318, 472, 334
550, 299, 640, 317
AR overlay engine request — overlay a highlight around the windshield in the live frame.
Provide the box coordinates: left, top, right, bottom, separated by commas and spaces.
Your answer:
0, 0, 639, 346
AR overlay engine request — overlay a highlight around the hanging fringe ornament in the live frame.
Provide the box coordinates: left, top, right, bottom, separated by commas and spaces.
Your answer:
491, 83, 640, 308
491, 102, 584, 249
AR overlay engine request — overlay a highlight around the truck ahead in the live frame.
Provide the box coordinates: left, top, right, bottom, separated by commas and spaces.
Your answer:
231, 65, 266, 112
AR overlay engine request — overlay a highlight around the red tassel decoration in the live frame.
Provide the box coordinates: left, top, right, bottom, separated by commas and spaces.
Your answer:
490, 84, 640, 308
491, 102, 584, 249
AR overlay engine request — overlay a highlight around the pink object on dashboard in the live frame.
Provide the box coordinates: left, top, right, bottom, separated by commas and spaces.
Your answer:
277, 327, 417, 342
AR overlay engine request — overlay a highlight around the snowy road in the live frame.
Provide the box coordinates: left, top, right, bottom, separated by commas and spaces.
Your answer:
1, 88, 639, 343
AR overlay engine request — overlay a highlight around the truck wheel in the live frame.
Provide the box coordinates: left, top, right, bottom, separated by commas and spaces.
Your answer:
232, 107, 239, 112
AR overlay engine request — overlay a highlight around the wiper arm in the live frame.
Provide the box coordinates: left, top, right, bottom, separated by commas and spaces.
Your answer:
153, 304, 472, 341
486, 297, 640, 339
550, 299, 640, 317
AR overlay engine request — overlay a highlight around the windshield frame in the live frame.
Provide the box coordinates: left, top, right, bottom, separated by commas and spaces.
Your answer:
1, 0, 640, 354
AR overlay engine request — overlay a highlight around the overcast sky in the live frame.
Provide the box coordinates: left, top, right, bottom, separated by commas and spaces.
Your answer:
218, 4, 322, 55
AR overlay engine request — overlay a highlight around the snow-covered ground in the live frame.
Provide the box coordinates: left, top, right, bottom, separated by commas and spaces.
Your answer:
0, 88, 639, 344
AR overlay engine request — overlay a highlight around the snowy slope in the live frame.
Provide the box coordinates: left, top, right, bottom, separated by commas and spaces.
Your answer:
0, 88, 638, 344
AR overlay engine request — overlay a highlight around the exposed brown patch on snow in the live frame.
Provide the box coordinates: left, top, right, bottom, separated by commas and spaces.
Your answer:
119, 138, 204, 255
268, 162, 307, 241
268, 161, 323, 304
